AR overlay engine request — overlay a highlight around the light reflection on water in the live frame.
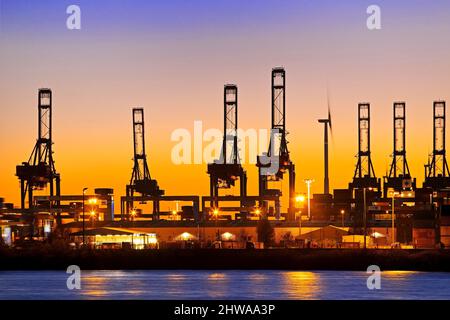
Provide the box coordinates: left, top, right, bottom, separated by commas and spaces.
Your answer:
0, 270, 449, 300
282, 271, 320, 299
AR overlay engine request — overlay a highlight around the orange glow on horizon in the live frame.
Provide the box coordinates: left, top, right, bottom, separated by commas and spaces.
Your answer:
1, 2, 449, 213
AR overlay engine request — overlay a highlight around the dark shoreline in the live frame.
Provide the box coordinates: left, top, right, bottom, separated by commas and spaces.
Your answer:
1, 248, 450, 272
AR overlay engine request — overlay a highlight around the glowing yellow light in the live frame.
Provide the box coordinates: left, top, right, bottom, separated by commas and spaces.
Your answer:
213, 209, 219, 216
172, 210, 177, 215
222, 232, 234, 241
88, 198, 98, 205
254, 208, 261, 215
340, 209, 345, 215
131, 210, 136, 216
208, 273, 226, 280
180, 232, 193, 241
148, 237, 158, 244
90, 210, 96, 217
296, 195, 306, 203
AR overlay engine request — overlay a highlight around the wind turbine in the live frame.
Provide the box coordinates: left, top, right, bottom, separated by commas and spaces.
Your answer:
318, 91, 333, 195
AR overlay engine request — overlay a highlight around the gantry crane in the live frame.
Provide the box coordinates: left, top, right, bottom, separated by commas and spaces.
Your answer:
125, 108, 164, 220
423, 101, 450, 190
256, 68, 296, 220
349, 103, 381, 193
16, 89, 61, 235
383, 102, 416, 196
207, 84, 247, 215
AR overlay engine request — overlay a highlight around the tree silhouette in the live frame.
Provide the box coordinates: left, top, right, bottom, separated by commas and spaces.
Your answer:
257, 218, 274, 248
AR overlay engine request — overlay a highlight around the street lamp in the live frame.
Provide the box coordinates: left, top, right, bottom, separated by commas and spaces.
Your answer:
340, 209, 345, 227
90, 210, 96, 227
82, 187, 88, 246
362, 187, 373, 249
212, 208, 219, 225
294, 194, 306, 238
298, 210, 303, 238
253, 207, 261, 219
130, 209, 137, 221
295, 194, 305, 203
171, 209, 179, 221
295, 194, 306, 237
390, 191, 401, 245
304, 179, 314, 219
212, 208, 220, 240
88, 197, 98, 225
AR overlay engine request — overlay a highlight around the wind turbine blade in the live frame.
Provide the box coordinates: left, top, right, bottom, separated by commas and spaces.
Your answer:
328, 109, 332, 132
325, 91, 335, 157
327, 87, 333, 136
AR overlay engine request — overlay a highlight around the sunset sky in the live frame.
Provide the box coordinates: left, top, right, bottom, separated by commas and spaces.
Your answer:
1, 0, 450, 212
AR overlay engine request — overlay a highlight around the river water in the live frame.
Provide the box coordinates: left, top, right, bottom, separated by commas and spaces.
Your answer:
0, 270, 449, 300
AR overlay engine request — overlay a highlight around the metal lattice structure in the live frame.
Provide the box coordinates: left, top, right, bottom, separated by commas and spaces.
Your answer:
384, 102, 415, 196
16, 89, 61, 212
257, 68, 296, 219
222, 85, 239, 165
349, 103, 380, 192
269, 68, 288, 158
207, 85, 247, 212
423, 101, 450, 190
125, 108, 164, 220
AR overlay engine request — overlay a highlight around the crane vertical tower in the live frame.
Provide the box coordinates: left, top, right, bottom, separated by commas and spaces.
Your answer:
257, 67, 296, 220
16, 89, 61, 213
423, 101, 450, 190
349, 103, 381, 192
207, 85, 247, 212
125, 108, 164, 220
383, 102, 416, 196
